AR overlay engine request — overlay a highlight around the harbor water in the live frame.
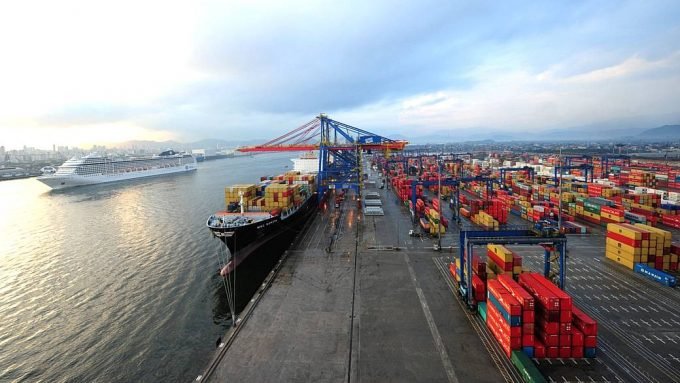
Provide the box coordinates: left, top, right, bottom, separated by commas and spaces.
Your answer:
0, 152, 297, 382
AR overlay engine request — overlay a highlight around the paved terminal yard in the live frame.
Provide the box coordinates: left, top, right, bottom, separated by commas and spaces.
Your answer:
200, 169, 680, 383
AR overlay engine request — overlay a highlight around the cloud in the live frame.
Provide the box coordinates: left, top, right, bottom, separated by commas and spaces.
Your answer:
396, 51, 680, 132
1, 0, 679, 149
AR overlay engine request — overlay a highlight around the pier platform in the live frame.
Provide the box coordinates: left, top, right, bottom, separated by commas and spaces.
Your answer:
201, 185, 507, 382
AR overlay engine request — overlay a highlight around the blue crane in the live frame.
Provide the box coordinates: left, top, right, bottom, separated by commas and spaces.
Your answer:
498, 166, 535, 185
554, 164, 594, 184
458, 229, 568, 309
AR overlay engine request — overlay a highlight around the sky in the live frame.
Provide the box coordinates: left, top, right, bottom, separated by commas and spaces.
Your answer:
1, 0, 679, 150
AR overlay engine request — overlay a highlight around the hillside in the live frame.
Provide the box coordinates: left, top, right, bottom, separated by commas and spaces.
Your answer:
638, 125, 680, 139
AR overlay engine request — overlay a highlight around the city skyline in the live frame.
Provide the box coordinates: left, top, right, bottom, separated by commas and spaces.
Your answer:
1, 0, 679, 150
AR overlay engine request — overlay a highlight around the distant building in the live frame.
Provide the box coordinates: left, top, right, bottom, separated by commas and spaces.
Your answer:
192, 148, 216, 156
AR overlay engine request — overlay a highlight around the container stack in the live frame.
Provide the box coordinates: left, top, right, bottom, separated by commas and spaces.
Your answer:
472, 211, 499, 230
264, 183, 294, 209
605, 223, 649, 269
606, 223, 677, 273
498, 275, 535, 357
487, 198, 509, 224
225, 184, 258, 208
599, 205, 625, 223
486, 279, 523, 357
628, 169, 656, 187
517, 273, 598, 359
487, 244, 522, 279
472, 253, 488, 303
635, 224, 672, 270
572, 307, 598, 358
425, 208, 446, 235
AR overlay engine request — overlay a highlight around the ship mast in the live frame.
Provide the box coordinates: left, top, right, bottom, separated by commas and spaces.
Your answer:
239, 191, 244, 215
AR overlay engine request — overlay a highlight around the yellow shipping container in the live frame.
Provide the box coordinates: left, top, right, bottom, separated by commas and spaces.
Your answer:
607, 223, 643, 240
634, 224, 672, 248
605, 251, 635, 269
605, 248, 643, 263
605, 237, 642, 255
487, 244, 514, 262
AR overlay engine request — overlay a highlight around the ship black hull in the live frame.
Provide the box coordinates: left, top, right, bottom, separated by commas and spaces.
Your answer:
210, 195, 317, 274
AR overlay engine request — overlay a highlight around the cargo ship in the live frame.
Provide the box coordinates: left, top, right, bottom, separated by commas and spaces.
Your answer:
37, 149, 197, 190
207, 171, 318, 275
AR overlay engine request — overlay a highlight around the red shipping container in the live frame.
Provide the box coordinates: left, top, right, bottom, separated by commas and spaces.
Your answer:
497, 274, 535, 311
510, 336, 522, 350
523, 310, 535, 323
487, 249, 513, 272
534, 341, 546, 358
522, 323, 535, 334
522, 334, 535, 347
572, 306, 598, 336
585, 336, 597, 348
537, 308, 561, 323
530, 273, 572, 311
539, 332, 559, 347
572, 347, 584, 358
518, 273, 560, 310
559, 322, 572, 334
488, 302, 522, 337
560, 310, 572, 324
537, 317, 559, 335
606, 231, 641, 248
559, 334, 572, 346
487, 280, 522, 316
547, 346, 559, 358
448, 263, 457, 280
559, 346, 572, 358
571, 328, 584, 347
512, 254, 522, 267
472, 274, 486, 302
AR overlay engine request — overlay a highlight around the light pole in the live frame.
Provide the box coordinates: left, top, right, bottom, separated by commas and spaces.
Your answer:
438, 155, 442, 251
558, 147, 562, 232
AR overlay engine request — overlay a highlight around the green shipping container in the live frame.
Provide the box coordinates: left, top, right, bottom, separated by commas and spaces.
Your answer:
478, 302, 487, 322
584, 201, 601, 214
511, 351, 546, 383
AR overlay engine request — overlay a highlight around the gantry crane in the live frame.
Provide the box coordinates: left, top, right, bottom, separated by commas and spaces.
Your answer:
237, 114, 408, 201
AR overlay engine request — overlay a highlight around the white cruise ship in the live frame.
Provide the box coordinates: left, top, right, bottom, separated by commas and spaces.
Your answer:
37, 149, 197, 190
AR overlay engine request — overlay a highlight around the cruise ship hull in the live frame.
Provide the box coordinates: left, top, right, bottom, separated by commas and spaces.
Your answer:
209, 193, 317, 275
37, 163, 197, 190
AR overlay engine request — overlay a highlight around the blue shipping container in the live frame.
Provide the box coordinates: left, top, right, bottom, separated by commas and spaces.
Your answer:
585, 347, 597, 358
487, 293, 522, 326
634, 263, 677, 287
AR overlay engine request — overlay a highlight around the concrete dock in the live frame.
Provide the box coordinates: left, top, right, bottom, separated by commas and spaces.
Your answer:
199, 168, 680, 383
201, 179, 510, 382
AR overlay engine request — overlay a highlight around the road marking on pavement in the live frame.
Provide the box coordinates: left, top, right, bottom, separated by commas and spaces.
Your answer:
404, 253, 459, 383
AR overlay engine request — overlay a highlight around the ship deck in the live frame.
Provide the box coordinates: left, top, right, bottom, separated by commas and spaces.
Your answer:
199, 177, 506, 382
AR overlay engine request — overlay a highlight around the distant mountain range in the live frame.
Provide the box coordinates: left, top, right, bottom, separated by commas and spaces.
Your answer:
109, 122, 678, 150
403, 123, 680, 144
638, 125, 680, 139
